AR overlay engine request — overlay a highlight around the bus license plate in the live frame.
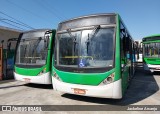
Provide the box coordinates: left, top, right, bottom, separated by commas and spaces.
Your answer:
73, 88, 86, 95
23, 78, 31, 82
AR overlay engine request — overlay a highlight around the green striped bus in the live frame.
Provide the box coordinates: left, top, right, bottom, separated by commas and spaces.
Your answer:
52, 13, 136, 99
142, 34, 160, 72
14, 29, 56, 84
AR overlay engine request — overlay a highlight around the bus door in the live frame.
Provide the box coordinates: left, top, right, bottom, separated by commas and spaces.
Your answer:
120, 26, 130, 94
128, 38, 134, 78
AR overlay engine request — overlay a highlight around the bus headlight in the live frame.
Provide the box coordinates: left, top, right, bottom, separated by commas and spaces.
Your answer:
53, 72, 62, 81
38, 68, 46, 76
99, 73, 115, 85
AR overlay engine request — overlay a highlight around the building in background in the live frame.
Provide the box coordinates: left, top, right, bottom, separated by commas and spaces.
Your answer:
0, 26, 21, 80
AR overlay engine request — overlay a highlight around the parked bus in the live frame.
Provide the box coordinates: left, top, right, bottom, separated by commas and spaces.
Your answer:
142, 34, 160, 72
52, 13, 135, 99
0, 38, 18, 80
14, 29, 56, 84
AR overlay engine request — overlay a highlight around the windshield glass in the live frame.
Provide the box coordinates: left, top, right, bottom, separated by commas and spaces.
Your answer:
58, 31, 81, 66
15, 37, 48, 65
56, 27, 114, 68
144, 42, 160, 57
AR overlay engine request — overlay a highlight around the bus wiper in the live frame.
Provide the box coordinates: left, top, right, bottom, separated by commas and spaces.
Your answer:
24, 45, 27, 64
67, 29, 78, 55
91, 25, 100, 38
31, 37, 42, 60
21, 39, 27, 64
86, 25, 100, 54
86, 34, 90, 54
73, 37, 78, 55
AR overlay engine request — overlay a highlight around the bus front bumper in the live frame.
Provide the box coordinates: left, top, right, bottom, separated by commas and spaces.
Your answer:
14, 72, 51, 84
52, 77, 122, 99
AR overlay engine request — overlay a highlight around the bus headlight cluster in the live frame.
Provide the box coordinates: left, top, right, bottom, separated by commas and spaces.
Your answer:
53, 72, 62, 81
99, 73, 115, 85
38, 68, 46, 76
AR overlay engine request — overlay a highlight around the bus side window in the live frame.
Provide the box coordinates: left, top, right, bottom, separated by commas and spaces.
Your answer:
125, 35, 132, 60
120, 23, 126, 65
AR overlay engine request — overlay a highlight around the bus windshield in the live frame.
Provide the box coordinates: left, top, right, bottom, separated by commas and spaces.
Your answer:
56, 27, 114, 68
144, 42, 160, 58
15, 36, 48, 65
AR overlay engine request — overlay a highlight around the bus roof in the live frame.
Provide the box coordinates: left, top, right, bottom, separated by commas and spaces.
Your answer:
142, 34, 160, 42
23, 29, 52, 34
59, 13, 117, 24
20, 29, 55, 39
143, 34, 160, 39
57, 13, 118, 31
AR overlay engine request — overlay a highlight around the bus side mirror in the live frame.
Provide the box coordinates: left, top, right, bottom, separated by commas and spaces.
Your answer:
7, 42, 11, 52
44, 35, 49, 48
